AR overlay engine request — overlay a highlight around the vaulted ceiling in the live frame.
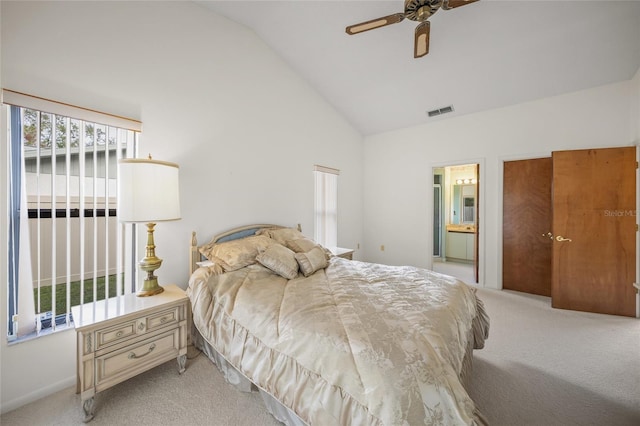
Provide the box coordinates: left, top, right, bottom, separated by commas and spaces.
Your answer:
198, 1, 640, 136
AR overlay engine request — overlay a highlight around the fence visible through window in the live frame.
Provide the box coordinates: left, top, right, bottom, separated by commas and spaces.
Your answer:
5, 90, 140, 340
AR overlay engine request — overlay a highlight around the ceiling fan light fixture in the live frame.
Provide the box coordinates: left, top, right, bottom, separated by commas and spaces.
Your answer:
427, 105, 455, 117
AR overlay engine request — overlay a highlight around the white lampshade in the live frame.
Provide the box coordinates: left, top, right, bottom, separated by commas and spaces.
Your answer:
118, 158, 181, 223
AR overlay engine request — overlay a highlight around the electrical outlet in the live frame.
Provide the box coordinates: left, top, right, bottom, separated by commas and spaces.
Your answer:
380, 244, 385, 251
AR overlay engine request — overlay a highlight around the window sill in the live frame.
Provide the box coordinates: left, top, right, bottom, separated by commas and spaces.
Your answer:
7, 321, 75, 346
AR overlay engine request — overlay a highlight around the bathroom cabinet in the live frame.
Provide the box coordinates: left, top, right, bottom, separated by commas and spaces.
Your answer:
446, 231, 474, 262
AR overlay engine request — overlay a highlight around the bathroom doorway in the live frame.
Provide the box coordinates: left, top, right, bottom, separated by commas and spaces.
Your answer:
432, 164, 479, 284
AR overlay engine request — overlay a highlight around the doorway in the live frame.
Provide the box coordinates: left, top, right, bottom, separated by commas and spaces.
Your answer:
432, 163, 479, 284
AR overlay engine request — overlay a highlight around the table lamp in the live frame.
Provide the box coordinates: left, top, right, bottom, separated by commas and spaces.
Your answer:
118, 156, 180, 296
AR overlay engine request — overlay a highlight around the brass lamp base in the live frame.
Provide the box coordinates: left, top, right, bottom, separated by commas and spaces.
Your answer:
137, 222, 165, 297
137, 276, 165, 297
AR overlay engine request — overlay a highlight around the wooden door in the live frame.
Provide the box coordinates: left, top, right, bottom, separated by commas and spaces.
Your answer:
503, 158, 553, 296
552, 147, 636, 317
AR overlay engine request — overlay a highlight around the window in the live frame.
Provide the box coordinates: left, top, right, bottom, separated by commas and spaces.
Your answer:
4, 90, 141, 341
314, 165, 339, 249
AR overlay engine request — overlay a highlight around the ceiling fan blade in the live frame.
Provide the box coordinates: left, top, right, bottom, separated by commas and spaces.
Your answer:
345, 13, 405, 35
442, 0, 479, 10
414, 21, 430, 58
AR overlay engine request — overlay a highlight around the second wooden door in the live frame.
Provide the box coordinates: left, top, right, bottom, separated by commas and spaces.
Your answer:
552, 147, 636, 317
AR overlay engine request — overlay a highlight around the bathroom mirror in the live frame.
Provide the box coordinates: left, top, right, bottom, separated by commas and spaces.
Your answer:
452, 184, 476, 224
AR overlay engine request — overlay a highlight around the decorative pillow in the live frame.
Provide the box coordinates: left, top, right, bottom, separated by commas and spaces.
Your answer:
198, 235, 274, 272
256, 227, 305, 245
256, 244, 299, 279
294, 246, 328, 277
285, 237, 318, 253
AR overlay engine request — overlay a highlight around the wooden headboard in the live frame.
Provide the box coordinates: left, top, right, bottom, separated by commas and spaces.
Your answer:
189, 223, 301, 277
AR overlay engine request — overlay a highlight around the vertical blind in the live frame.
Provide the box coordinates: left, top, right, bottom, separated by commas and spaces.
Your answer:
314, 165, 339, 249
3, 89, 141, 339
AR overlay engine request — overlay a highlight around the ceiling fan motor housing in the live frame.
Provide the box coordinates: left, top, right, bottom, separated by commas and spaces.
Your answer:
405, 0, 442, 21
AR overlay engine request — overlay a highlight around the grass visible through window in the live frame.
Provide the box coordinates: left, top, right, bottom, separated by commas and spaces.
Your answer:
34, 274, 124, 315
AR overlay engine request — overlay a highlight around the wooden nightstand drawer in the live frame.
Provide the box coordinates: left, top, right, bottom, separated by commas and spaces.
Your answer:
95, 328, 180, 391
95, 321, 138, 351
92, 306, 181, 353
145, 306, 179, 331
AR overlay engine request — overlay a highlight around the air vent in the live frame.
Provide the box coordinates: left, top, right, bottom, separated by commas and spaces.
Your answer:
427, 105, 455, 118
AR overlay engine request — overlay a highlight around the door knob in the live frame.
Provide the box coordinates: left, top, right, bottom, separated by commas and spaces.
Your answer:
556, 235, 572, 242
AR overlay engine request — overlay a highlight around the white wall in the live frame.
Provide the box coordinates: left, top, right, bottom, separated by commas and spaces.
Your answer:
362, 77, 639, 288
0, 1, 363, 412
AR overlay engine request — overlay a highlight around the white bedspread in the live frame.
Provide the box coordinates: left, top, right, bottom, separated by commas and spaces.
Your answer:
188, 257, 489, 425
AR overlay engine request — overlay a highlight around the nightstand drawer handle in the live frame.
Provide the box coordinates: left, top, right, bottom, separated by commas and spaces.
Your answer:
160, 317, 167, 323
128, 343, 156, 360
138, 323, 145, 331
116, 331, 123, 337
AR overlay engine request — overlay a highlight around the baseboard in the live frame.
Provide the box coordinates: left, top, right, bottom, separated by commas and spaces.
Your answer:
1, 375, 75, 415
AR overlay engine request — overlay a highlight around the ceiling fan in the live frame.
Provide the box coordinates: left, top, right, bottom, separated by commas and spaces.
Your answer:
345, 0, 479, 58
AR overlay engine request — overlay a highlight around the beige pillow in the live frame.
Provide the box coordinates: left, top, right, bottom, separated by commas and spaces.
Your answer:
198, 235, 274, 271
288, 238, 333, 261
256, 227, 305, 245
295, 246, 328, 277
256, 244, 299, 279
285, 237, 318, 253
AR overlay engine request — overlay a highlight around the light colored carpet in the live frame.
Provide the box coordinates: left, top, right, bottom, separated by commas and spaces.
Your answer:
432, 258, 475, 284
1, 346, 280, 426
2, 288, 639, 425
467, 288, 640, 426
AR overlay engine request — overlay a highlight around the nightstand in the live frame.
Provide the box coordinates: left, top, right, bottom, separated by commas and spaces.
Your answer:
71, 284, 189, 422
330, 247, 355, 260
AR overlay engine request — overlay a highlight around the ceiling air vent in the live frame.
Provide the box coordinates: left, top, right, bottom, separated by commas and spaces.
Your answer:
427, 105, 455, 118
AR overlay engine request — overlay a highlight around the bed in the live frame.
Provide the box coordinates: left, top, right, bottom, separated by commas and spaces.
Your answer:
186, 224, 489, 425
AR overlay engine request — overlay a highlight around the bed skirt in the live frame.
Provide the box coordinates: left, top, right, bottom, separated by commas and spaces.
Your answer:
192, 323, 306, 426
